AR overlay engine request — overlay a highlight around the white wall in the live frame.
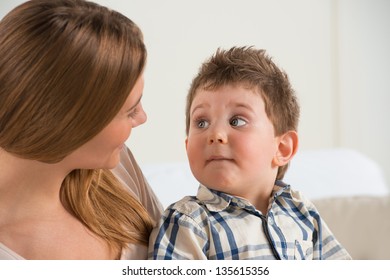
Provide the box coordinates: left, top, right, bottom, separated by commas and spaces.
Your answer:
337, 0, 390, 186
1, 0, 389, 186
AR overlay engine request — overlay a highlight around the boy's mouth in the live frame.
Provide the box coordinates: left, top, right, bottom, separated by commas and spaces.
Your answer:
206, 155, 233, 163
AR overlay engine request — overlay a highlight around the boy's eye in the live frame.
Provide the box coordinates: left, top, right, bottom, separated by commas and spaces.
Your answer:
230, 117, 246, 127
196, 119, 209, 128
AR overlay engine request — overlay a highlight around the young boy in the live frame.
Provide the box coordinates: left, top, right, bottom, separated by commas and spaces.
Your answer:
149, 47, 351, 260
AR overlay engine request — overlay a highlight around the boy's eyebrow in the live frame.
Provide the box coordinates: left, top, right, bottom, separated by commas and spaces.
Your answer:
191, 103, 210, 115
191, 102, 256, 115
232, 102, 256, 112
126, 95, 143, 112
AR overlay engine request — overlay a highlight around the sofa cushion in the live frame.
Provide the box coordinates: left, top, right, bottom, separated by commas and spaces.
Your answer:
313, 195, 390, 260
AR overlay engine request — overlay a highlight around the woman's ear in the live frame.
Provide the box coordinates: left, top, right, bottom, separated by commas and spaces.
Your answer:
273, 131, 299, 167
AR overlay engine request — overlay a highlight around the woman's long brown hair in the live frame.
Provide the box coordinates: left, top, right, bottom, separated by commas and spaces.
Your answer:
0, 0, 153, 256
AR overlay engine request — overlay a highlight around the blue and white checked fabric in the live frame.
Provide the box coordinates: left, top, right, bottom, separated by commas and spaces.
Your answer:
148, 181, 351, 260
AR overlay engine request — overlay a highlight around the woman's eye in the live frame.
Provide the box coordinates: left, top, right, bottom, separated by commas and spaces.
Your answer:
127, 108, 138, 119
196, 119, 209, 128
230, 117, 246, 127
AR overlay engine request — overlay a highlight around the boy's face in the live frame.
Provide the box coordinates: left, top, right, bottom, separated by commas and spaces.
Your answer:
186, 84, 281, 199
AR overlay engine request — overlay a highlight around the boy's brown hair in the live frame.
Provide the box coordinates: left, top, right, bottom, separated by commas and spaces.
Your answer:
185, 46, 300, 179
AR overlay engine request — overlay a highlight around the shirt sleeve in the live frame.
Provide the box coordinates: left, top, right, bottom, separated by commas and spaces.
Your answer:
148, 207, 209, 260
111, 145, 164, 224
316, 216, 352, 260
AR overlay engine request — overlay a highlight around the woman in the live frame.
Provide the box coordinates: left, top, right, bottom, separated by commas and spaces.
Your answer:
0, 0, 162, 259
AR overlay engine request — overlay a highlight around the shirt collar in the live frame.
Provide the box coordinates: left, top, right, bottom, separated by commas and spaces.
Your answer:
196, 181, 291, 213
273, 180, 291, 198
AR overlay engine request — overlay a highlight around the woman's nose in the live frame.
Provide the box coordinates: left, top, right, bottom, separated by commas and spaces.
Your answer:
132, 106, 147, 128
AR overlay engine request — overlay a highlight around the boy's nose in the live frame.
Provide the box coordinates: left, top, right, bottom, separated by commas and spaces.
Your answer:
208, 131, 227, 144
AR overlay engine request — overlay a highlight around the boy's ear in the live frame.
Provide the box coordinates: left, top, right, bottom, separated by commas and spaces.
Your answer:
185, 137, 188, 151
273, 131, 298, 167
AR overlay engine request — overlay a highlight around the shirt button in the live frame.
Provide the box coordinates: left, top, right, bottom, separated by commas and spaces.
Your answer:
237, 202, 245, 208
268, 218, 274, 226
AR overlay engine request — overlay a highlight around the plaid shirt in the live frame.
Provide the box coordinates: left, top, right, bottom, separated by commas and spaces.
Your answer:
149, 181, 351, 260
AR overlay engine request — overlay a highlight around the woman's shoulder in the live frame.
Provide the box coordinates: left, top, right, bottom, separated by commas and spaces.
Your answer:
0, 243, 24, 260
120, 243, 147, 260
112, 146, 164, 222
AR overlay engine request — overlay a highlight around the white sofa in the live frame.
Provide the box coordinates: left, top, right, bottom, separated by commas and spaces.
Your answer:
142, 148, 390, 260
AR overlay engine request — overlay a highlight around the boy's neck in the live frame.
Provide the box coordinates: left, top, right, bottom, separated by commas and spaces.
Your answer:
231, 183, 275, 215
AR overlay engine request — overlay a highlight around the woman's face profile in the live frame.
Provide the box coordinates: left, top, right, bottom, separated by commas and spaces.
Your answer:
63, 74, 146, 170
